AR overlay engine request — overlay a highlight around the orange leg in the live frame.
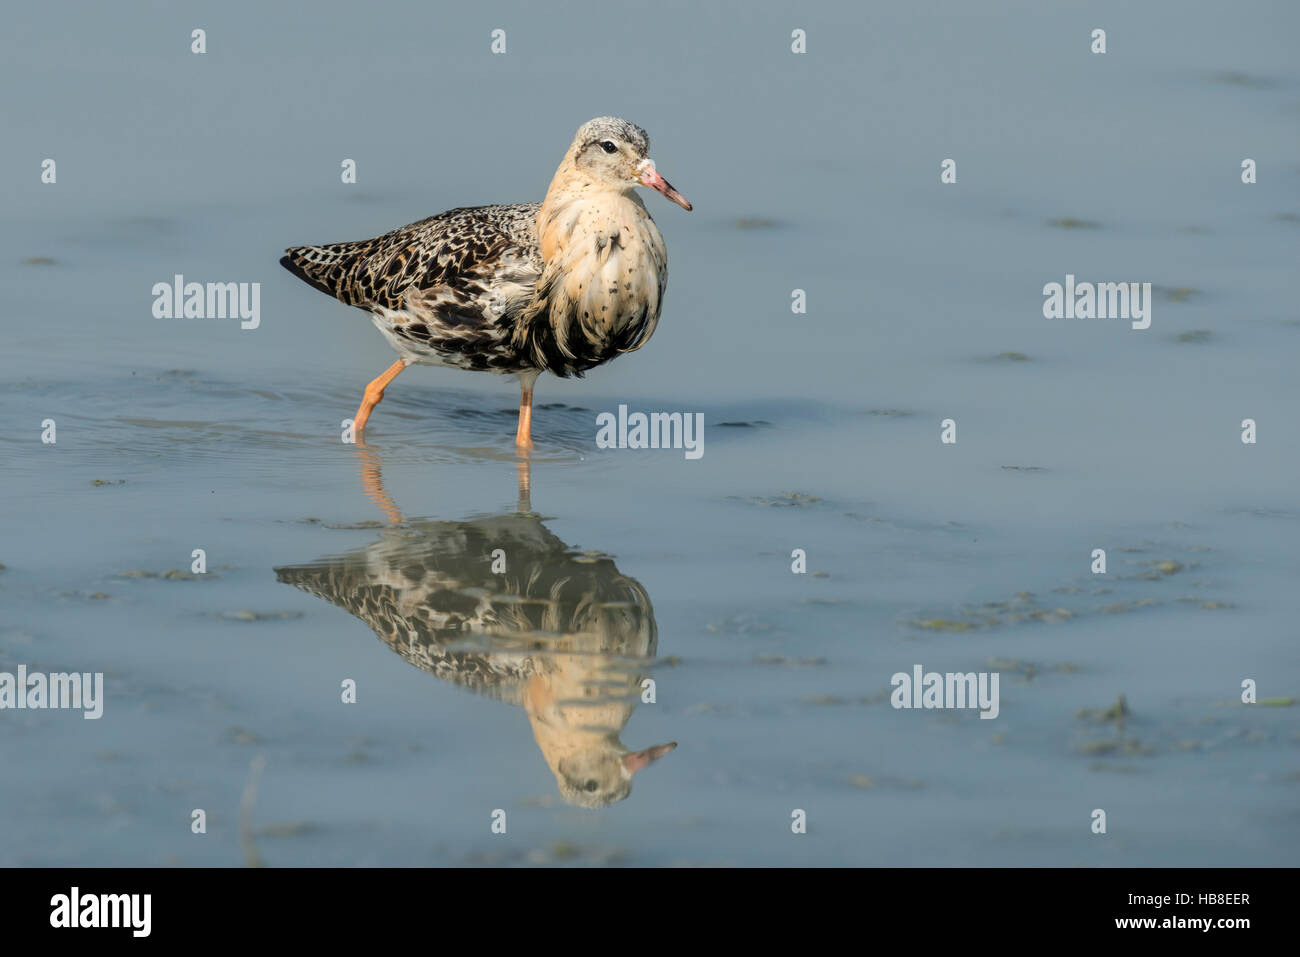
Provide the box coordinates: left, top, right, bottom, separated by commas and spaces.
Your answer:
516, 457, 532, 514
355, 443, 404, 525
353, 358, 409, 433
515, 372, 538, 450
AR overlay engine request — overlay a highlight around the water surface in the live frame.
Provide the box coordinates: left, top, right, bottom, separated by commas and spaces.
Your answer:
1, 0, 1297, 866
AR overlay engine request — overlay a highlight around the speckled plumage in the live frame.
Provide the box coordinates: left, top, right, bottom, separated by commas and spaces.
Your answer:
281, 118, 690, 445
275, 514, 670, 807
281, 117, 687, 382
274, 515, 656, 702
281, 204, 546, 375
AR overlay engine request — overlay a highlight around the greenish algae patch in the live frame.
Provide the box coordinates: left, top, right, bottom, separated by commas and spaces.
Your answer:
1080, 737, 1153, 757
1049, 217, 1099, 230
1077, 693, 1130, 728
1139, 559, 1184, 579
907, 618, 975, 632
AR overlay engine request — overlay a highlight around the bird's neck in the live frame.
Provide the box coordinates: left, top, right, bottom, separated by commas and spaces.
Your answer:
523, 672, 633, 761
515, 163, 666, 374
537, 162, 646, 263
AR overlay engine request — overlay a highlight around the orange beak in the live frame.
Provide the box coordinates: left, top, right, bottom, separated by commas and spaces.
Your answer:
622, 742, 678, 774
638, 161, 692, 210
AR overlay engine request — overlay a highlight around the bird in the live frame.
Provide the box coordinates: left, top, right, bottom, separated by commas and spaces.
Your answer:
280, 117, 691, 449
275, 510, 676, 807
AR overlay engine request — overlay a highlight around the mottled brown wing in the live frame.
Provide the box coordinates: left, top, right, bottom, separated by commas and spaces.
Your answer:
394, 243, 544, 371
281, 203, 545, 371
280, 203, 542, 313
274, 547, 534, 705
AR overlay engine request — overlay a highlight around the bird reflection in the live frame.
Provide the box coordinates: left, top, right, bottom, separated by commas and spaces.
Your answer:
274, 449, 674, 807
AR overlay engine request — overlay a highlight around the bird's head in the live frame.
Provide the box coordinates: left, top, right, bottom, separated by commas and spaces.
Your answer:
569, 116, 692, 210
554, 741, 678, 808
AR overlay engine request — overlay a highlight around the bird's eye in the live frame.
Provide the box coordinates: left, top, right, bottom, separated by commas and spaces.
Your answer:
600, 140, 618, 154
584, 780, 599, 792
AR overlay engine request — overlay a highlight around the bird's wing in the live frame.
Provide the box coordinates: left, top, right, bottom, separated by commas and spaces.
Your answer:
274, 515, 659, 703
280, 203, 543, 316
274, 545, 536, 706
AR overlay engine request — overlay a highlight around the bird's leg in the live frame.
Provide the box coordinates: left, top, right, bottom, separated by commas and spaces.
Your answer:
353, 358, 409, 433
516, 457, 532, 514
355, 443, 403, 525
515, 371, 539, 451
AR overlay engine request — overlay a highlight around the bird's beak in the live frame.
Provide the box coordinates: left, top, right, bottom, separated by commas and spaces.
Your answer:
622, 742, 677, 774
637, 160, 692, 210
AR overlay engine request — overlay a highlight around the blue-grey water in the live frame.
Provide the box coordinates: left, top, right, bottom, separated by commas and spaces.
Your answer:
1, 0, 1297, 866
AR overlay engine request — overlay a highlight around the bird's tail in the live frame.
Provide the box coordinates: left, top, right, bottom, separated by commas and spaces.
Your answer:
280, 244, 365, 303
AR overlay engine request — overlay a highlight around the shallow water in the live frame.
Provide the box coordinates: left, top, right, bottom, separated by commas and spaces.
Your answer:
2, 0, 1297, 866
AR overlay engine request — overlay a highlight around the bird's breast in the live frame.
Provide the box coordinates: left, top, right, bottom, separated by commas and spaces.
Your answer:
536, 193, 668, 368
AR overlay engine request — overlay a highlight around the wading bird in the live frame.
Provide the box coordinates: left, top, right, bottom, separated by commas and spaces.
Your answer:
280, 117, 691, 448
275, 455, 676, 807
